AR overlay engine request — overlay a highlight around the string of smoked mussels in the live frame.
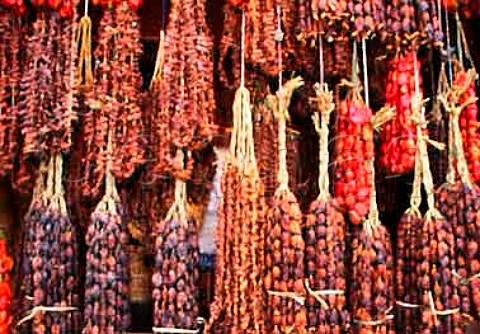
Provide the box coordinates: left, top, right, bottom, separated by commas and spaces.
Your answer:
17, 154, 80, 334
264, 7, 306, 333
453, 15, 480, 184
349, 43, 396, 334
303, 35, 349, 333
206, 10, 267, 334
394, 97, 423, 333
152, 150, 200, 332
304, 89, 350, 332
84, 132, 130, 334
435, 38, 480, 329
81, 1, 143, 200
392, 55, 459, 333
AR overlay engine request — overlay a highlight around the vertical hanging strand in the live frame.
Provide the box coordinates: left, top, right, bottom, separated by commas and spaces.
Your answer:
240, 10, 246, 89
275, 5, 288, 191
455, 12, 464, 67
444, 2, 453, 84
319, 34, 324, 85
361, 38, 369, 109
76, 0, 93, 89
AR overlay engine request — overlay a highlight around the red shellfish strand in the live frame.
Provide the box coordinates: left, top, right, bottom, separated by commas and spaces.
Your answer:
154, 0, 215, 178
380, 52, 422, 175
455, 70, 480, 183
111, 1, 144, 179
333, 99, 374, 225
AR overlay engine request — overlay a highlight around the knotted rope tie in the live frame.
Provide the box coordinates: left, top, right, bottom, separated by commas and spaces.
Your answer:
452, 270, 480, 286
304, 279, 344, 310
267, 290, 305, 306
396, 291, 459, 327
311, 83, 334, 203
152, 318, 205, 334
353, 306, 394, 326
17, 305, 78, 327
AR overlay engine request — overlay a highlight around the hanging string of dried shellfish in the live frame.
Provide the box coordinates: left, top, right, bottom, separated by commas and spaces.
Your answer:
84, 133, 131, 334
435, 41, 480, 329
207, 10, 267, 334
451, 15, 480, 183
394, 60, 449, 333
81, 1, 143, 200
264, 7, 306, 333
394, 108, 423, 333
0, 13, 18, 179
152, 149, 200, 332
15, 4, 78, 194
17, 154, 80, 333
151, 0, 215, 181
304, 63, 349, 330
350, 42, 396, 334
334, 43, 376, 225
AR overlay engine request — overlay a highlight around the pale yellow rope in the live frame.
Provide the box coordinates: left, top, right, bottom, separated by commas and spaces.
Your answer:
396, 293, 459, 327
266, 290, 305, 306
76, 0, 93, 89
48, 154, 68, 216
353, 306, 394, 326
452, 270, 480, 285
304, 279, 343, 311
26, 161, 48, 217
438, 69, 477, 187
150, 30, 165, 90
95, 130, 119, 215
311, 83, 334, 202
17, 305, 78, 327
411, 63, 444, 220
406, 146, 422, 217
267, 77, 304, 195
164, 150, 189, 224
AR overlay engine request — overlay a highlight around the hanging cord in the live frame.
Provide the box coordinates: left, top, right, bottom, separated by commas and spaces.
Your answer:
150, 30, 165, 89
49, 154, 68, 216
319, 33, 324, 85
455, 12, 464, 67
407, 140, 423, 217
26, 161, 48, 217
351, 40, 359, 93
438, 68, 477, 187
163, 150, 189, 226
268, 6, 304, 193
151, 0, 166, 88
76, 0, 93, 89
310, 17, 333, 202
311, 84, 334, 203
275, 5, 288, 191
44, 155, 56, 208
240, 10, 246, 88
412, 51, 445, 217
95, 130, 120, 215
407, 50, 423, 217
361, 38, 369, 108
444, 2, 453, 84
228, 10, 258, 173
276, 6, 283, 88
455, 14, 476, 73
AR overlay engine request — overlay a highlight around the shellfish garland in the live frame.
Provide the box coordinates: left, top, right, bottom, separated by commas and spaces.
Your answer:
18, 161, 81, 333
84, 209, 131, 334
152, 214, 200, 329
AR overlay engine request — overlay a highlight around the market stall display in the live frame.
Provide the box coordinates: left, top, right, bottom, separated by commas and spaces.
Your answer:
0, 1, 478, 334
